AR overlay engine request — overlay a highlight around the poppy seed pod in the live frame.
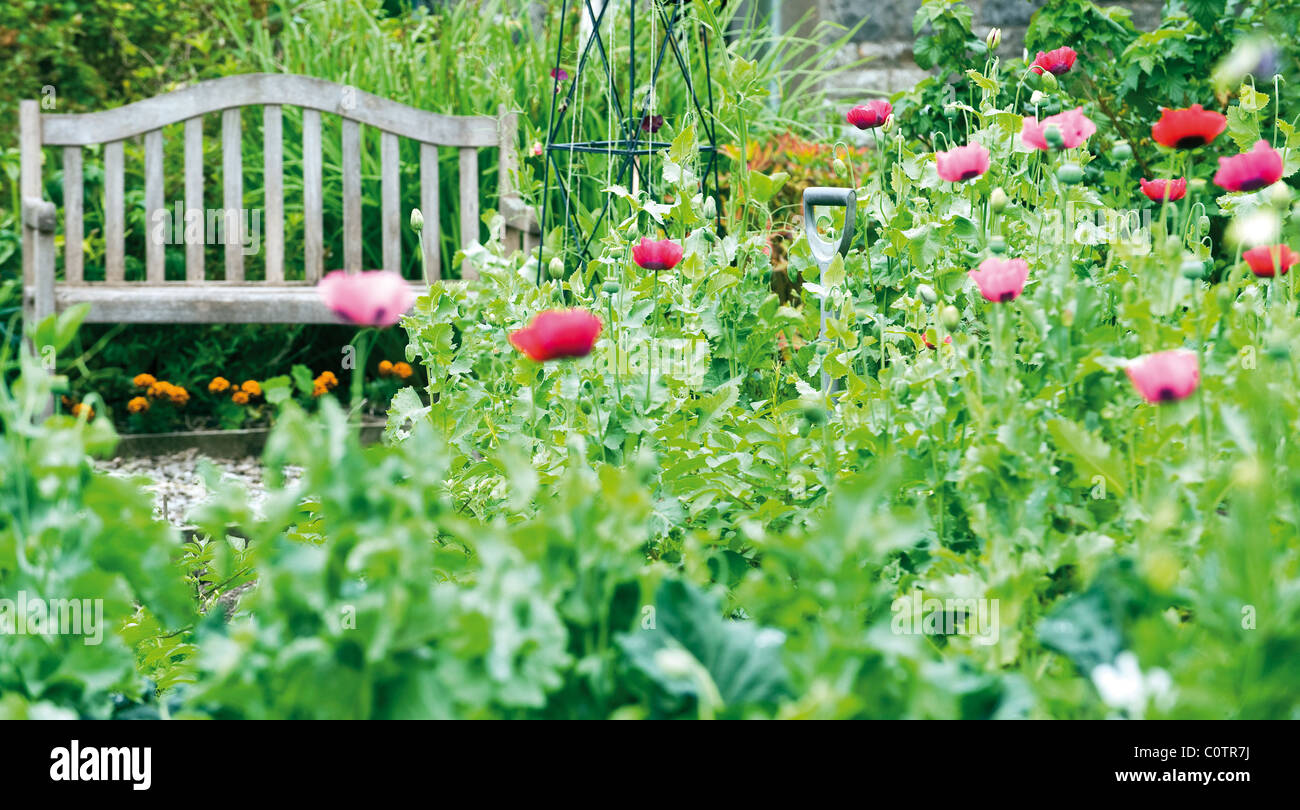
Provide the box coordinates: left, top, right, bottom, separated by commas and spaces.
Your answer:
1044, 124, 1065, 149
989, 235, 1007, 254
1180, 258, 1206, 279
940, 305, 960, 329
1109, 141, 1133, 162
944, 104, 960, 121
602, 280, 620, 294
1057, 163, 1084, 185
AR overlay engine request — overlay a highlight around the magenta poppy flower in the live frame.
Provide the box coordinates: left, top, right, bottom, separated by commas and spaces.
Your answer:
1151, 104, 1227, 149
846, 100, 892, 130
551, 67, 570, 82
1138, 177, 1187, 202
1126, 349, 1200, 404
632, 236, 683, 271
969, 257, 1029, 303
317, 270, 415, 328
936, 142, 991, 183
641, 114, 665, 133
1030, 46, 1078, 76
509, 309, 602, 362
1242, 244, 1299, 277
1021, 108, 1097, 151
1213, 140, 1284, 192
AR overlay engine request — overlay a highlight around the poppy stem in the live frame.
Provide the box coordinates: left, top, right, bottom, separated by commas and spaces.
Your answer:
348, 328, 374, 425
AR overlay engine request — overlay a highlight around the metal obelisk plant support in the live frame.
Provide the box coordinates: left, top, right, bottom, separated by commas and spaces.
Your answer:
538, 0, 720, 286
802, 186, 856, 394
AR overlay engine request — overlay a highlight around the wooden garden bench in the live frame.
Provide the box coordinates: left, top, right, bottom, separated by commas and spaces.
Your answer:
19, 73, 537, 326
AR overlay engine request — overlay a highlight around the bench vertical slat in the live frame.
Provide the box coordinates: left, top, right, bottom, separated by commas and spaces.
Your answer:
144, 129, 165, 283
458, 147, 479, 280
263, 104, 284, 282
184, 117, 204, 281
222, 107, 244, 281
381, 131, 400, 275
302, 108, 323, 282
63, 146, 84, 284
342, 118, 362, 273
419, 143, 440, 281
104, 140, 125, 283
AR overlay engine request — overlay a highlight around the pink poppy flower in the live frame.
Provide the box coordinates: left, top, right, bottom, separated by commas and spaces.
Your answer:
1021, 108, 1097, 151
317, 270, 415, 328
509, 309, 602, 362
1138, 177, 1187, 202
632, 236, 683, 271
551, 67, 570, 82
847, 100, 892, 130
1242, 244, 1299, 277
969, 257, 1030, 303
1031, 46, 1078, 76
936, 142, 991, 183
1126, 349, 1200, 403
1213, 140, 1284, 192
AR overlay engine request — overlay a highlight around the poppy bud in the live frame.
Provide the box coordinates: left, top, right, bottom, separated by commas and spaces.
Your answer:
1030, 90, 1046, 106
548, 256, 565, 279
1187, 178, 1207, 194
833, 158, 848, 178
1109, 141, 1133, 162
882, 114, 896, 134
580, 399, 593, 414
802, 403, 827, 425
990, 187, 1009, 212
1197, 215, 1211, 233
703, 196, 717, 219
986, 27, 1001, 51
1180, 258, 1206, 279
409, 208, 424, 230
627, 223, 641, 241
941, 305, 960, 329
1040, 71, 1058, 90
1267, 181, 1291, 207
1057, 163, 1084, 184
917, 283, 938, 305
1044, 124, 1065, 149
989, 235, 1007, 254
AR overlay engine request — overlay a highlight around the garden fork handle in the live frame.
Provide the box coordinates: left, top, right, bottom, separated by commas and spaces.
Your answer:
802, 186, 857, 267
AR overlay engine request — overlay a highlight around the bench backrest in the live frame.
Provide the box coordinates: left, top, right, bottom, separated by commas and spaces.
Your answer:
19, 73, 532, 324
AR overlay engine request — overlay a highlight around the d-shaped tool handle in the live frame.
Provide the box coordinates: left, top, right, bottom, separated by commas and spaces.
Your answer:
802, 186, 857, 267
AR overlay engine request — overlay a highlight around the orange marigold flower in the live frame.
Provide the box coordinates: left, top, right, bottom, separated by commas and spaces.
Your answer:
232, 390, 250, 405
127, 396, 150, 413
169, 386, 190, 405
312, 381, 328, 397
377, 360, 394, 377
208, 376, 231, 393
315, 370, 339, 389
133, 373, 156, 388
71, 402, 94, 419
392, 362, 413, 380
147, 381, 169, 398
241, 380, 262, 396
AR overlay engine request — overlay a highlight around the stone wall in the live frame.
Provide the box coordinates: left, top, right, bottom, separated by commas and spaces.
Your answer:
761, 0, 1165, 95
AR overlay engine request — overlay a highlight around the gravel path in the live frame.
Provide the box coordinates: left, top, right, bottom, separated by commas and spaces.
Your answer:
96, 450, 302, 527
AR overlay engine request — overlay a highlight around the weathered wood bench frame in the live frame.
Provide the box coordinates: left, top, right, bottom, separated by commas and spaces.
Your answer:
20, 73, 538, 325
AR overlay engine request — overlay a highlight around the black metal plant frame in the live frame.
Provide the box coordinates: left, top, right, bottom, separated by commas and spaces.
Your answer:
538, 0, 720, 285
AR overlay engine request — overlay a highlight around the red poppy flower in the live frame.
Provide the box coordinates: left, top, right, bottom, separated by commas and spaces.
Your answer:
509, 309, 602, 362
632, 236, 683, 271
935, 142, 990, 183
1030, 46, 1077, 76
846, 100, 892, 130
1242, 244, 1299, 277
641, 114, 665, 133
1138, 177, 1187, 202
1151, 104, 1227, 149
969, 258, 1029, 303
1126, 349, 1199, 404
1213, 140, 1284, 192
1021, 108, 1096, 151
